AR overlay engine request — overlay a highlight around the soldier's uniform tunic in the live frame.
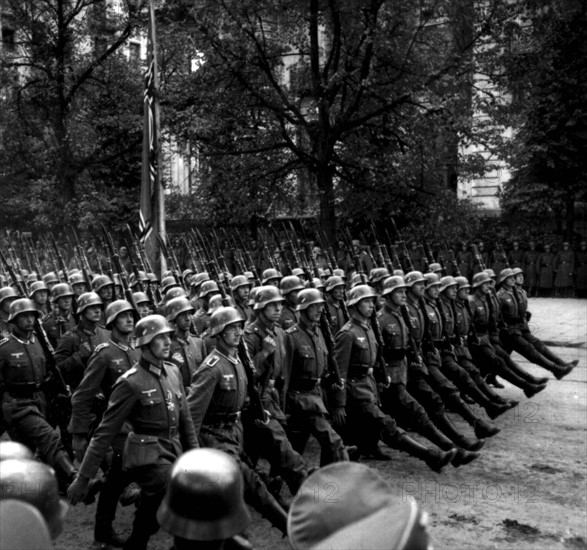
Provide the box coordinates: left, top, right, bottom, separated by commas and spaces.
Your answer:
187, 347, 290, 524
69, 337, 141, 541
235, 299, 253, 324
283, 321, 347, 465
192, 308, 210, 336
244, 317, 307, 494
326, 297, 345, 336
0, 311, 12, 339
279, 303, 298, 330
0, 333, 68, 467
54, 320, 109, 390
536, 250, 555, 296
554, 248, 575, 296
42, 309, 76, 348
79, 357, 197, 549
332, 317, 406, 453
169, 331, 206, 390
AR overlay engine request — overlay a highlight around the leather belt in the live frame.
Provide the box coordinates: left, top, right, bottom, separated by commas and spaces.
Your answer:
290, 377, 321, 392
203, 411, 241, 427
138, 425, 179, 439
6, 382, 43, 397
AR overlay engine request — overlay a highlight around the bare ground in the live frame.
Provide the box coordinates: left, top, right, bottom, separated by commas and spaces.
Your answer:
56, 298, 587, 550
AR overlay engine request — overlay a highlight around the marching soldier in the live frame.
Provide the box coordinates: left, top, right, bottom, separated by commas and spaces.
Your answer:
377, 276, 478, 467
279, 275, 305, 329
133, 291, 153, 318
0, 299, 86, 491
167, 296, 207, 390
468, 272, 548, 395
0, 287, 19, 338
325, 275, 347, 335
404, 272, 499, 445
69, 299, 141, 548
30, 281, 50, 317
332, 285, 456, 470
499, 269, 578, 378
193, 280, 220, 335
68, 314, 199, 550
244, 286, 309, 497
91, 275, 116, 326
283, 288, 350, 465
231, 275, 253, 323
187, 306, 289, 535
54, 292, 109, 390
456, 243, 473, 281
42, 283, 76, 347
69, 272, 89, 297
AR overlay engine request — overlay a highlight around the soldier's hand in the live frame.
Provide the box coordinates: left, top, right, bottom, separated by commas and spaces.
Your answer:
79, 342, 92, 359
72, 434, 89, 462
331, 407, 346, 426
261, 336, 277, 357
67, 475, 89, 505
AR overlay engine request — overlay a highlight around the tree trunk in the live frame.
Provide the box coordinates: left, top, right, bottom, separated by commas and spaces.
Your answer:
317, 166, 336, 246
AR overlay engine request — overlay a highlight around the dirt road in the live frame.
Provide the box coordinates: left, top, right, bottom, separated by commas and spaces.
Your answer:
57, 298, 587, 550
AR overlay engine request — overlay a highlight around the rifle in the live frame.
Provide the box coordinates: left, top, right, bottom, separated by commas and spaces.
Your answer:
5, 231, 22, 272
24, 235, 43, 280
269, 224, 292, 274
471, 244, 486, 272
101, 225, 139, 312
18, 233, 34, 275
258, 229, 276, 270
207, 258, 268, 424
389, 217, 414, 272
50, 233, 70, 284
0, 247, 72, 454
317, 230, 338, 271
123, 235, 146, 293
418, 245, 430, 274
447, 249, 461, 277
368, 218, 386, 269
157, 234, 184, 289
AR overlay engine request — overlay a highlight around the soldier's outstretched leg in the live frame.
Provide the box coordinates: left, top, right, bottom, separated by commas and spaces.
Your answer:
522, 330, 578, 377
241, 463, 288, 535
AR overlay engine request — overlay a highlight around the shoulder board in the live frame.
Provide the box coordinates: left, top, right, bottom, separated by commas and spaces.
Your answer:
339, 321, 352, 332
205, 355, 220, 367
0, 337, 9, 347
244, 324, 261, 335
94, 343, 110, 353
121, 366, 138, 379
285, 325, 299, 334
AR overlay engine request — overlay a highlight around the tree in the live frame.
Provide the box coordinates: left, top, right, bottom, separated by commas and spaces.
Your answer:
489, 1, 587, 240
0, 0, 146, 231
160, 0, 510, 241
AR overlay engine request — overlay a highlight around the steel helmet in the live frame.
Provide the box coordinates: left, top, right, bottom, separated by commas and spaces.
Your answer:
497, 268, 515, 286
230, 275, 251, 292
104, 299, 137, 329
182, 269, 194, 280
51, 283, 74, 303
243, 271, 255, 282
291, 267, 306, 278
325, 275, 345, 293
512, 267, 524, 276
208, 307, 244, 337
472, 272, 492, 288
0, 441, 35, 462
279, 275, 305, 295
157, 448, 251, 541
29, 281, 49, 296
439, 276, 458, 293
166, 296, 195, 322
113, 274, 122, 288
0, 459, 68, 540
8, 299, 40, 322
423, 273, 441, 289
164, 287, 187, 302
346, 284, 378, 307
129, 271, 148, 288
261, 268, 282, 285
69, 272, 87, 287
148, 272, 159, 284
333, 268, 346, 280
91, 275, 114, 293
484, 268, 496, 279
428, 262, 442, 274
208, 294, 233, 315
253, 286, 283, 310
77, 292, 103, 314
393, 269, 405, 277
43, 272, 59, 285
25, 273, 38, 286
369, 267, 390, 284
0, 287, 19, 305
455, 276, 471, 290
296, 288, 325, 311
307, 277, 325, 290
349, 273, 364, 288
198, 280, 220, 299
248, 286, 259, 307
381, 276, 407, 296
133, 291, 151, 305
135, 314, 174, 346
161, 276, 180, 295
405, 271, 426, 287
192, 272, 210, 288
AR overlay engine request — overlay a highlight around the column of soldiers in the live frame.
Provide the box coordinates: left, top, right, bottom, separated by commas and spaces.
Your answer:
0, 227, 581, 550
